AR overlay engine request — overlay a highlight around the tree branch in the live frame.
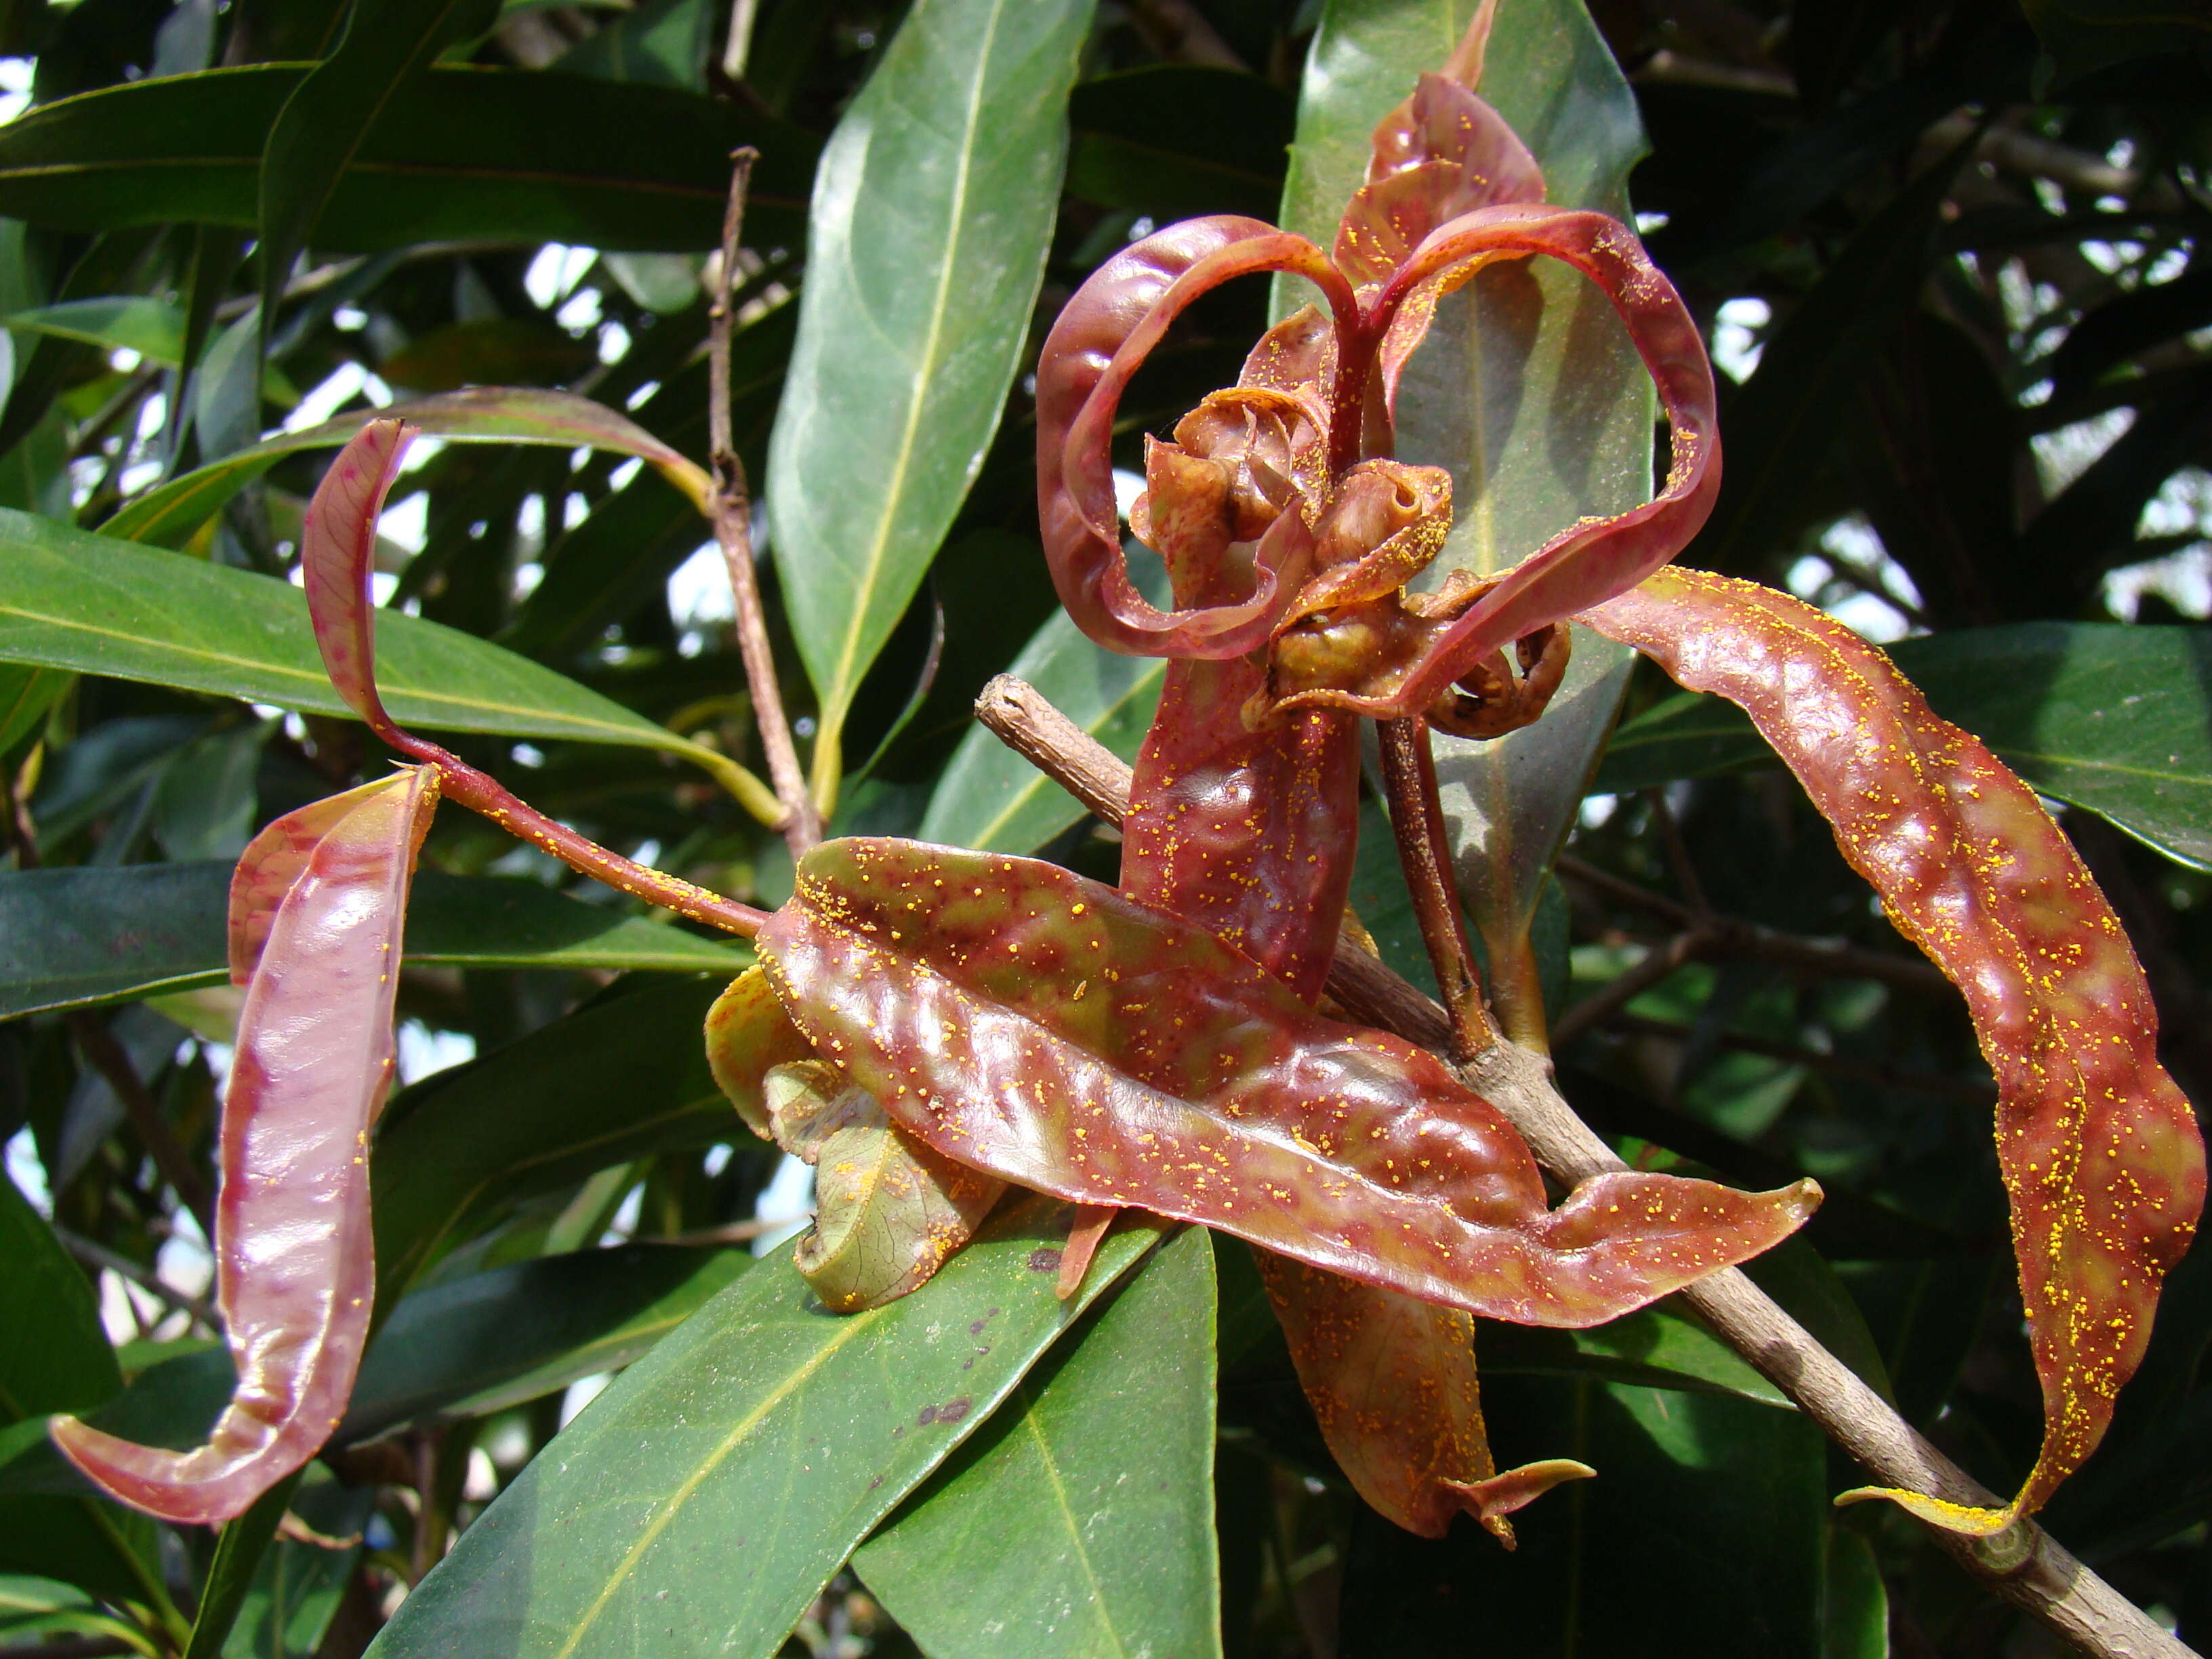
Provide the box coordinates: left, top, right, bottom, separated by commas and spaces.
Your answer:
710, 148, 821, 859
972, 671, 2197, 1659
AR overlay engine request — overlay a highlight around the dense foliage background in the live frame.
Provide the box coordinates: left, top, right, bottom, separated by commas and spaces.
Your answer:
0, 0, 2207, 1654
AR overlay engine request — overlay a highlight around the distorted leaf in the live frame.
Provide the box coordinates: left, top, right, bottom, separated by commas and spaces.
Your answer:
52, 766, 440, 1525
1584, 566, 2207, 1532
762, 838, 1818, 1326
106, 386, 708, 550
765, 1059, 1004, 1313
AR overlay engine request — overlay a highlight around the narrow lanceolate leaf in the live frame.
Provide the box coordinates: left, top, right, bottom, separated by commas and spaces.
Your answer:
105, 386, 709, 550
766, 0, 1094, 802
52, 766, 441, 1525
0, 506, 731, 768
255, 0, 502, 335
1376, 0, 1654, 1025
364, 1195, 1162, 1659
854, 1225, 1223, 1659
0, 66, 817, 253
1583, 567, 2209, 1532
762, 839, 1819, 1326
0, 862, 746, 1021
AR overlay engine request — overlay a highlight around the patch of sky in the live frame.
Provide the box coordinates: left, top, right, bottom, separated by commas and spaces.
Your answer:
1710, 297, 1769, 384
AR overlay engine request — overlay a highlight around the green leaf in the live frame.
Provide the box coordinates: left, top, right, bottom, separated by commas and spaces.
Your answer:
0, 509, 745, 775
1065, 66, 1293, 220
0, 1170, 118, 1422
0, 862, 750, 1019
370, 977, 736, 1296
915, 568, 1166, 855
184, 1476, 299, 1659
255, 0, 502, 337
3, 1245, 757, 1488
0, 64, 818, 254
1336, 1374, 1828, 1652
1595, 623, 2212, 871
1822, 1529, 1889, 1659
1477, 1305, 1790, 1408
217, 1469, 372, 1659
0, 1172, 163, 1616
855, 1225, 1222, 1659
340, 1244, 752, 1442
8, 296, 184, 363
363, 1196, 1162, 1659
105, 386, 708, 550
5, 298, 295, 404
766, 0, 1094, 802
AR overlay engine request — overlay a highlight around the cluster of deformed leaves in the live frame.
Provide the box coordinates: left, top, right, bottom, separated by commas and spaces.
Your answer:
37, 9, 2205, 1639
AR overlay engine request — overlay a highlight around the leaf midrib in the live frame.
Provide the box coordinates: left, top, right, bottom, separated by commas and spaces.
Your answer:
817, 0, 1008, 724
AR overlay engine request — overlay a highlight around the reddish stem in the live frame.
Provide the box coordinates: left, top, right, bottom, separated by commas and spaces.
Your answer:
1375, 718, 1494, 1059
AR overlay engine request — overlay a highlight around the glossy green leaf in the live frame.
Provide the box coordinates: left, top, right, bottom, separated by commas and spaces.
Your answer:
0, 668, 58, 760
0, 509, 746, 775
106, 386, 708, 550
1595, 623, 2212, 871
1477, 1305, 1790, 1408
8, 296, 186, 363
766, 0, 1093, 801
915, 565, 1167, 855
370, 978, 735, 1296
0, 64, 817, 253
0, 1169, 118, 1423
1822, 1529, 1889, 1659
0, 1246, 752, 1495
855, 1223, 1221, 1659
217, 1469, 372, 1659
342, 1244, 752, 1442
255, 0, 501, 335
0, 862, 748, 1019
364, 1196, 1162, 1659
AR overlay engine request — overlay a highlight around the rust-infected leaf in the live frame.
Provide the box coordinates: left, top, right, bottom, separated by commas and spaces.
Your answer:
760, 838, 1817, 1328
705, 973, 1001, 1312
1255, 1250, 1591, 1542
1584, 567, 2207, 1533
764, 1061, 1004, 1315
226, 774, 407, 983
705, 965, 816, 1143
52, 766, 440, 1524
303, 417, 415, 743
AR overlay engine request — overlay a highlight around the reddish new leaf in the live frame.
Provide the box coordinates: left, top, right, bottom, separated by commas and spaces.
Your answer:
227, 775, 407, 982
1256, 1252, 1591, 1542
760, 838, 1818, 1327
1583, 567, 2207, 1532
52, 766, 440, 1525
705, 965, 818, 1144
1036, 218, 1358, 660
302, 418, 769, 941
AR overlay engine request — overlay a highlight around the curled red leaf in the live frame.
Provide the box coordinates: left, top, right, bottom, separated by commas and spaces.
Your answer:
1582, 567, 2207, 1532
1035, 218, 1358, 661
52, 766, 440, 1525
759, 838, 1818, 1328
